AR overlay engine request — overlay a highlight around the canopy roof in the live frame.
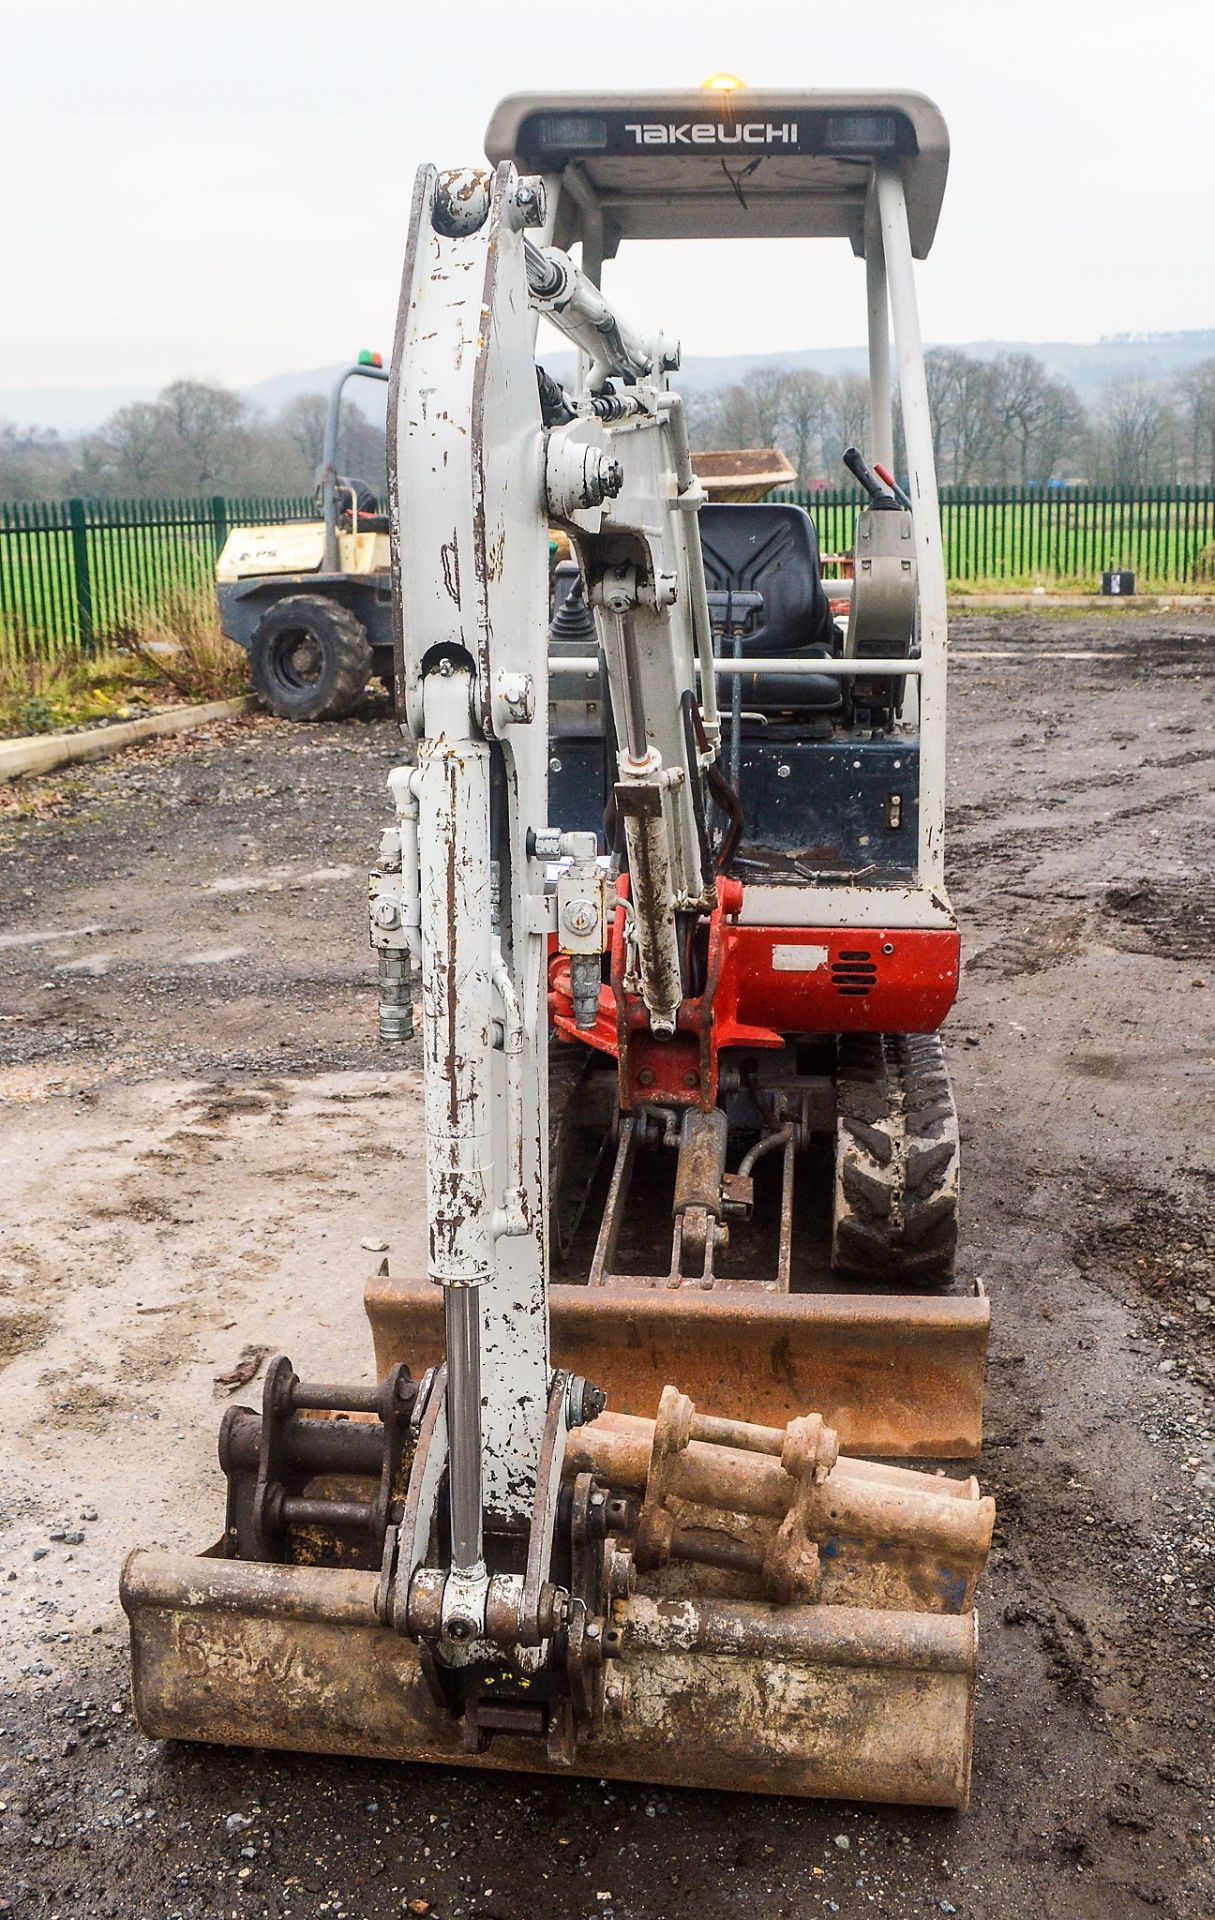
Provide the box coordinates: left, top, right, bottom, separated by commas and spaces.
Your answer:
484, 91, 949, 261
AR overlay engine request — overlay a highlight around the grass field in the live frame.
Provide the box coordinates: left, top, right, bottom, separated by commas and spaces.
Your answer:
0, 584, 248, 738
0, 524, 217, 661
796, 486, 1215, 589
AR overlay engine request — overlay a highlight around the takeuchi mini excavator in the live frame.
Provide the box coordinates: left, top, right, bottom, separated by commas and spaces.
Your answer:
123, 88, 994, 1809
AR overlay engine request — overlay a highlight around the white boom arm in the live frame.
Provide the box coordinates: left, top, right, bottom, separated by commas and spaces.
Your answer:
380, 160, 713, 1640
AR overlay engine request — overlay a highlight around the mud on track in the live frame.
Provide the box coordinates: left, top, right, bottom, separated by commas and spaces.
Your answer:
1, 610, 1214, 1919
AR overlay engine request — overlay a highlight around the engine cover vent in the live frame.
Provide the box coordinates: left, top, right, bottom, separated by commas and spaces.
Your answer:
832, 949, 877, 996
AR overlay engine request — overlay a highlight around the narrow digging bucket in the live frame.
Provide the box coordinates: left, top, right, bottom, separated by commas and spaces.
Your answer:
365, 1270, 989, 1460
121, 1551, 978, 1807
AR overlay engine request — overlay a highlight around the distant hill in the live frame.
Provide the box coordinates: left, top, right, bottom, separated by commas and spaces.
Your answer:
3, 331, 1213, 435
579, 331, 1215, 402
241, 331, 1215, 411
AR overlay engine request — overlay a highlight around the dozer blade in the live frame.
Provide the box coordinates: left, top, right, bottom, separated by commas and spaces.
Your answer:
122, 1551, 978, 1808
365, 1271, 989, 1460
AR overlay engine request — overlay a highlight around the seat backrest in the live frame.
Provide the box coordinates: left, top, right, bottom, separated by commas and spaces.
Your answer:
698, 502, 836, 656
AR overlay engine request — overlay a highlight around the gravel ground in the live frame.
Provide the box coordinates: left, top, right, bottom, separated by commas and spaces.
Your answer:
1, 609, 1213, 1919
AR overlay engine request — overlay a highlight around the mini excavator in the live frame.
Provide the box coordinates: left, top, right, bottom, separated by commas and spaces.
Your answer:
123, 87, 994, 1808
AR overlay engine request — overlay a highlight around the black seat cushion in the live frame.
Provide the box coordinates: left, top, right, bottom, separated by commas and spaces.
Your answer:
699, 502, 838, 658
338, 512, 390, 533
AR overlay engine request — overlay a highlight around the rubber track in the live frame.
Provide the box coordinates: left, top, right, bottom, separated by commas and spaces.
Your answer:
831, 1030, 960, 1289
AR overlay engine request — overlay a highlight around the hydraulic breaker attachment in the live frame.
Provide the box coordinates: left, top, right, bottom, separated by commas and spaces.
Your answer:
122, 1369, 992, 1808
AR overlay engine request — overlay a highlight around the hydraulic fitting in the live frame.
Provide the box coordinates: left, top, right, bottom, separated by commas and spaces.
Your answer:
555, 830, 608, 1032
370, 766, 421, 1045
568, 953, 602, 1032
377, 948, 413, 1045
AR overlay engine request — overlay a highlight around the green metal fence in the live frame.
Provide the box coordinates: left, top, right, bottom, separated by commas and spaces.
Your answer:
783, 484, 1215, 589
0, 495, 313, 663
3, 485, 1214, 665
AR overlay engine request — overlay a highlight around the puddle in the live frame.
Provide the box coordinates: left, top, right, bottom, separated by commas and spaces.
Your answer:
0, 922, 103, 951
202, 865, 356, 896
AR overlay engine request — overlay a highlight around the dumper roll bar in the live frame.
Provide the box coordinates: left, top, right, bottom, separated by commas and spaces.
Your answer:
320, 362, 390, 573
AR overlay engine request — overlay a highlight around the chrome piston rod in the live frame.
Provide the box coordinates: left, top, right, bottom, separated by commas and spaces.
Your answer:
524, 239, 674, 387
444, 1289, 484, 1573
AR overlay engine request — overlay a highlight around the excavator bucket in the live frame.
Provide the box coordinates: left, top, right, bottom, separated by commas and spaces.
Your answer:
123, 1556, 980, 1807
367, 1063, 990, 1463
123, 1379, 993, 1808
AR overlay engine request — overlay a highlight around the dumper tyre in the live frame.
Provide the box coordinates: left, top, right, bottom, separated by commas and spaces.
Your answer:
249, 596, 373, 721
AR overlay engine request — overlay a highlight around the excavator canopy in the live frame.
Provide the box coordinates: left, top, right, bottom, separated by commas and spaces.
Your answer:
484, 89, 949, 257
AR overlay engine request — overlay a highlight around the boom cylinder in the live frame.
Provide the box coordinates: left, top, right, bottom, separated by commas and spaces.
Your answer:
523, 239, 671, 387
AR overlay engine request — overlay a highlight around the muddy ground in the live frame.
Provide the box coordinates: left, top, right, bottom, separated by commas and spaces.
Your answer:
1, 607, 1213, 1920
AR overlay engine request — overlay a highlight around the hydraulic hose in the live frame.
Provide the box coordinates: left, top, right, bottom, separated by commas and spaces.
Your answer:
680, 690, 716, 897
682, 687, 743, 874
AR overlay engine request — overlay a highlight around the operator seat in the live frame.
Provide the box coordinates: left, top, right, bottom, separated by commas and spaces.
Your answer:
334, 477, 391, 533
699, 501, 841, 713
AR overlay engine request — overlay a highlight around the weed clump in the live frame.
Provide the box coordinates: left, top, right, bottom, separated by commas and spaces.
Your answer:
0, 587, 248, 736
127, 585, 248, 702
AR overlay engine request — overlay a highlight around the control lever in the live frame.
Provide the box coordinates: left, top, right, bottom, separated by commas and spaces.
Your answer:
874, 461, 914, 513
842, 445, 898, 510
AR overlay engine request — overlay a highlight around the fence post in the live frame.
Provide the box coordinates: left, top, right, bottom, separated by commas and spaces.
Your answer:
67, 498, 94, 652
212, 495, 229, 558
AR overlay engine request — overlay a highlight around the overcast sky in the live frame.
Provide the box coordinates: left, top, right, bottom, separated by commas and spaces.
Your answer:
2, 0, 1211, 397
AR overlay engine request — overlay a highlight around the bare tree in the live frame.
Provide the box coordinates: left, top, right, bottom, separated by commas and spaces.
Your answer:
336, 408, 388, 495
683, 384, 727, 451
694, 380, 765, 452
0, 423, 73, 502
84, 400, 169, 495
988, 353, 1083, 485
280, 392, 329, 472
157, 379, 250, 491
1093, 376, 1179, 485
694, 365, 793, 452
779, 367, 828, 483
739, 365, 790, 447
76, 382, 252, 496
1174, 358, 1215, 484
1027, 381, 1085, 487
924, 350, 997, 485
6, 352, 1207, 505
72, 381, 319, 499
821, 372, 870, 477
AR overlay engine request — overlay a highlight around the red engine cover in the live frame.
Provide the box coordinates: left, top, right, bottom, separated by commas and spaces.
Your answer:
549, 879, 959, 1111
720, 924, 959, 1037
